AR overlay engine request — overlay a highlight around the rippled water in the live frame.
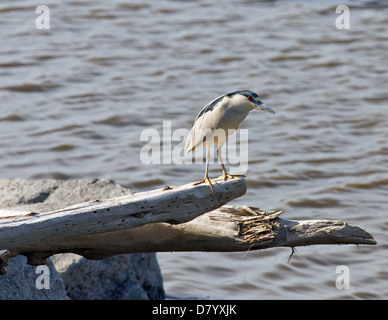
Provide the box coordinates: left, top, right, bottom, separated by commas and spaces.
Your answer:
1, 0, 388, 299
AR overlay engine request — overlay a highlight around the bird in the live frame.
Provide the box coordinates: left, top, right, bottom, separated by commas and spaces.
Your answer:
185, 90, 275, 191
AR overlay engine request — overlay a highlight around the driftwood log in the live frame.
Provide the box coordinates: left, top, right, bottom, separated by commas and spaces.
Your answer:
0, 178, 376, 274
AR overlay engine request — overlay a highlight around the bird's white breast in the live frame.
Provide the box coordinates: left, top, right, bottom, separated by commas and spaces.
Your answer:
215, 95, 251, 130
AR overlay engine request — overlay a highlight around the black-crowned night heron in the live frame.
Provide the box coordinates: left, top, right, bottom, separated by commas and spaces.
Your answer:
185, 90, 275, 191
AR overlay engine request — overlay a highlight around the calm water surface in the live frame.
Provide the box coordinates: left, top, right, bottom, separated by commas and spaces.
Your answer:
0, 0, 388, 299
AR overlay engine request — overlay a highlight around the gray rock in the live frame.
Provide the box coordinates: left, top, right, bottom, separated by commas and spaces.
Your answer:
0, 178, 132, 213
51, 253, 164, 300
0, 178, 165, 300
0, 255, 68, 300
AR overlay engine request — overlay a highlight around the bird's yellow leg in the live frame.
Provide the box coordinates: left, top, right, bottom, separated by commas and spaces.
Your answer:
193, 176, 218, 191
193, 157, 217, 191
217, 159, 245, 181
218, 173, 246, 181
217, 154, 245, 181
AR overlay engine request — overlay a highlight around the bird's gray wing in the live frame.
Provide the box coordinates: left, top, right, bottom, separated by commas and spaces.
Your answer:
185, 94, 226, 153
194, 94, 225, 122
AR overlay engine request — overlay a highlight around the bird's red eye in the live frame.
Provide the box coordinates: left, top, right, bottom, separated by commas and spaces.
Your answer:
248, 96, 253, 100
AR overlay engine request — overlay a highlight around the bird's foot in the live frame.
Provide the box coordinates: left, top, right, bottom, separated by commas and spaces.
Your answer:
218, 174, 246, 181
193, 177, 218, 191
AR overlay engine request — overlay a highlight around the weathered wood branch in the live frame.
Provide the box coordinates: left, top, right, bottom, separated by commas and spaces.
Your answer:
0, 178, 376, 274
0, 179, 246, 272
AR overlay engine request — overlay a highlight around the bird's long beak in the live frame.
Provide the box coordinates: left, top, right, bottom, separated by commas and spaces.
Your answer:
254, 101, 276, 114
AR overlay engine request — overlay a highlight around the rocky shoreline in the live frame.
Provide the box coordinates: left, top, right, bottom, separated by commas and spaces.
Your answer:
0, 178, 165, 300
